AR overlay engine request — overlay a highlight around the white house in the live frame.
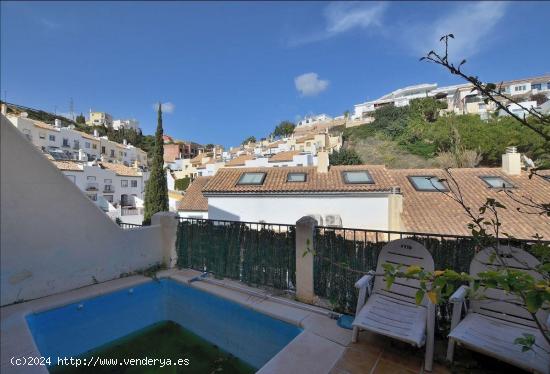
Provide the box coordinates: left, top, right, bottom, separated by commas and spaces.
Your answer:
177, 176, 211, 219
203, 155, 401, 230
53, 160, 148, 222
297, 114, 332, 127
112, 119, 140, 132
499, 100, 538, 118
353, 83, 436, 119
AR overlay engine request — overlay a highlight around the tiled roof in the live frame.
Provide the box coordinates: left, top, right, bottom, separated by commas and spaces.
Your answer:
203, 165, 395, 193
190, 153, 208, 164
177, 177, 211, 211
268, 150, 301, 163
31, 119, 57, 131
100, 162, 141, 176
389, 168, 550, 240
224, 154, 255, 167
52, 160, 82, 171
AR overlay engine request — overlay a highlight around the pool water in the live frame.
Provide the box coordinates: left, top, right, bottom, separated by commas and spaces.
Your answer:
51, 321, 255, 374
27, 279, 302, 370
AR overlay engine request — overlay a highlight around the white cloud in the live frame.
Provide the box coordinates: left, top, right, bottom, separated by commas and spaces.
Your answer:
288, 2, 387, 46
153, 102, 175, 114
404, 2, 508, 59
294, 73, 329, 97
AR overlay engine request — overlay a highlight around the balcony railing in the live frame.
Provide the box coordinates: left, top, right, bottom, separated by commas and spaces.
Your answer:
121, 207, 143, 216
103, 185, 115, 193
176, 217, 547, 316
85, 182, 99, 191
118, 222, 142, 229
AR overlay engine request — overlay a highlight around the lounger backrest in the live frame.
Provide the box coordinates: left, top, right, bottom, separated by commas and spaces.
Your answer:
374, 238, 435, 306
470, 246, 547, 329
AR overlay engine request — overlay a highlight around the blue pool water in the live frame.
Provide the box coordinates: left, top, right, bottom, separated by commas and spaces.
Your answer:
26, 279, 302, 369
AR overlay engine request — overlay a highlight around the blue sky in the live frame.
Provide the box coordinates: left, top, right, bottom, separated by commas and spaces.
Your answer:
1, 1, 549, 147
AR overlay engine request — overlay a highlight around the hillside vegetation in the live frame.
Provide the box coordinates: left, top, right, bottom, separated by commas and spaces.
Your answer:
343, 98, 548, 169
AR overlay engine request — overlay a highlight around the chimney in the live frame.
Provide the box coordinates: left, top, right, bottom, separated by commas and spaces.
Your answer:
388, 186, 404, 237
1, 103, 6, 115
502, 146, 521, 175
54, 119, 61, 128
317, 151, 329, 173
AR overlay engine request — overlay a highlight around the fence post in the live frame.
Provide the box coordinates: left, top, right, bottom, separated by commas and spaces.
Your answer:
295, 216, 316, 303
152, 212, 179, 268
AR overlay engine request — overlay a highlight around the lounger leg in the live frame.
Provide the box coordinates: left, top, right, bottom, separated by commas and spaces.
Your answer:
424, 303, 435, 372
352, 326, 359, 343
446, 338, 455, 363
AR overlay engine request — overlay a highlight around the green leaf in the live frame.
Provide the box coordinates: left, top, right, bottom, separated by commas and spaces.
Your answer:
525, 291, 543, 313
415, 289, 425, 305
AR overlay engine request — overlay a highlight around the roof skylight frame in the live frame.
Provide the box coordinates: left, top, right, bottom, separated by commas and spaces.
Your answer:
407, 175, 448, 192
287, 172, 307, 183
341, 170, 375, 184
236, 172, 267, 186
479, 175, 515, 189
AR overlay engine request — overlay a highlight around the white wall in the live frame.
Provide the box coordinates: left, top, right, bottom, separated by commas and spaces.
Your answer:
0, 115, 165, 306
208, 194, 390, 229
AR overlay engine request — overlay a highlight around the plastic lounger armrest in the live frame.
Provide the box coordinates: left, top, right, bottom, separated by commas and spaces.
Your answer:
449, 285, 469, 303
355, 272, 374, 289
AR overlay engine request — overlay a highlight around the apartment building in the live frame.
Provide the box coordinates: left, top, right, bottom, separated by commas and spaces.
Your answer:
112, 119, 140, 132
297, 114, 333, 127
7, 112, 148, 167
163, 136, 203, 162
86, 111, 113, 127
353, 83, 437, 119
353, 75, 550, 120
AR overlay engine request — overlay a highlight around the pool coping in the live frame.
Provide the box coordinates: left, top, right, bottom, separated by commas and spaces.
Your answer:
1, 269, 348, 373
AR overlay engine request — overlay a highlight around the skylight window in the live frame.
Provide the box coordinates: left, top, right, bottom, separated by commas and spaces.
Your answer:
408, 176, 447, 191
237, 172, 266, 185
342, 171, 374, 184
287, 172, 307, 182
480, 176, 514, 189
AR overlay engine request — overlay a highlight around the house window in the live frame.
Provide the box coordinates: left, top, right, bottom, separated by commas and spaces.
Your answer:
287, 172, 307, 182
408, 176, 447, 191
87, 194, 97, 201
104, 195, 114, 202
514, 85, 526, 92
85, 142, 90, 148
92, 144, 97, 149
131, 180, 137, 187
87, 176, 96, 181
104, 179, 112, 184
532, 83, 542, 90
62, 138, 69, 147
110, 150, 115, 157
237, 172, 266, 185
49, 134, 56, 141
73, 140, 79, 149
121, 180, 128, 187
480, 176, 514, 189
39, 132, 46, 139
342, 171, 374, 184
101, 146, 106, 154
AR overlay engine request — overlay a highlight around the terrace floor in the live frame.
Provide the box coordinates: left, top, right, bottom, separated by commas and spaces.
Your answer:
330, 332, 450, 374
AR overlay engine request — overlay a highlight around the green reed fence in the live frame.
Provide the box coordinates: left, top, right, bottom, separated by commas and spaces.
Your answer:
176, 218, 296, 290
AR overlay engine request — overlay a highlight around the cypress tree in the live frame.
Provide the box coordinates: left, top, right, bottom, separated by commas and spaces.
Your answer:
143, 103, 169, 224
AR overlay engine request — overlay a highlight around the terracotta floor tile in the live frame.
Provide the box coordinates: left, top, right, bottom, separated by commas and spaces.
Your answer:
372, 358, 419, 374
332, 346, 381, 374
381, 345, 423, 371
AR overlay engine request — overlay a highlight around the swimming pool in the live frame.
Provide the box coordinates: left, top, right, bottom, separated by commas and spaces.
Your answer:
26, 278, 302, 369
